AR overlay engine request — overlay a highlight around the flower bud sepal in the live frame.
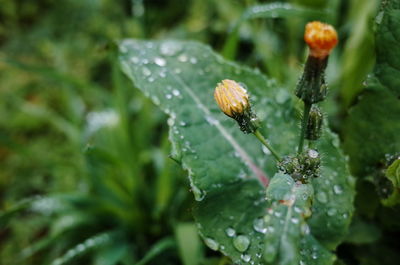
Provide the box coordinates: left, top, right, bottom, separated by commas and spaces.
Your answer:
232, 108, 260, 134
295, 55, 328, 104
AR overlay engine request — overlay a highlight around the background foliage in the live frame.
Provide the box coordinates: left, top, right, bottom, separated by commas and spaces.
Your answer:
0, 0, 399, 264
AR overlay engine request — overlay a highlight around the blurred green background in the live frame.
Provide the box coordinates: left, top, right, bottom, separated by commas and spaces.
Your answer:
2, 0, 396, 264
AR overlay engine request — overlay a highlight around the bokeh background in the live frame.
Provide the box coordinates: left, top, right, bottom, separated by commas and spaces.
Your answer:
2, 0, 397, 264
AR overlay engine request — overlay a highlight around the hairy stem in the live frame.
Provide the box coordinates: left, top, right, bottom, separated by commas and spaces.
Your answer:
298, 102, 312, 153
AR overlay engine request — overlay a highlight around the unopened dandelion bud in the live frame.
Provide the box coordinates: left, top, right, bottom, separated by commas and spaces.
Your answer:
214, 79, 259, 134
305, 106, 323, 141
296, 21, 338, 104
304, 21, 338, 59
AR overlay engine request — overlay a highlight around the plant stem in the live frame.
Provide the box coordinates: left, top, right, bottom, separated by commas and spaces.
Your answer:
253, 130, 281, 161
298, 102, 312, 153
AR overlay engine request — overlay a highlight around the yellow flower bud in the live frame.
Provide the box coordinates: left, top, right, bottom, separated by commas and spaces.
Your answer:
214, 79, 249, 118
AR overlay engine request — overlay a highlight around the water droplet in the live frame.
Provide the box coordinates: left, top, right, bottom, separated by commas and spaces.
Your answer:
174, 68, 182, 74
311, 252, 318, 259
160, 42, 181, 56
241, 254, 251, 262
154, 57, 166, 66
264, 244, 276, 255
179, 121, 186, 126
262, 145, 271, 155
190, 57, 197, 64
225, 227, 236, 237
308, 149, 319, 158
327, 208, 337, 216
275, 89, 290, 104
253, 218, 267, 234
191, 183, 206, 201
151, 96, 160, 105
77, 243, 85, 252
316, 191, 328, 204
333, 185, 343, 194
291, 218, 299, 224
167, 118, 175, 126
130, 56, 139, 64
294, 206, 302, 213
263, 215, 271, 223
204, 237, 219, 251
172, 89, 180, 97
301, 224, 310, 235
274, 211, 282, 217
233, 235, 250, 252
142, 67, 151, 76
165, 94, 172, 99
178, 54, 188, 62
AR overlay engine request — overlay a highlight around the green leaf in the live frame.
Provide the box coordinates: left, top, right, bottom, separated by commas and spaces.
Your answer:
50, 231, 117, 265
374, 0, 400, 97
382, 158, 400, 206
135, 237, 176, 265
262, 173, 335, 265
119, 39, 354, 264
342, 0, 400, 177
343, 90, 400, 177
175, 223, 203, 265
344, 217, 381, 244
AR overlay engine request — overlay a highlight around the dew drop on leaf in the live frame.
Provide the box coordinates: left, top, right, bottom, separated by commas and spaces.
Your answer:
178, 54, 188, 62
172, 89, 180, 97
159, 42, 181, 56
233, 235, 250, 252
154, 57, 166, 66
311, 252, 318, 259
301, 223, 310, 235
130, 56, 139, 64
151, 95, 160, 105
316, 191, 328, 204
142, 67, 151, 76
190, 57, 198, 64
253, 218, 267, 234
225, 227, 236, 237
204, 237, 219, 251
274, 211, 282, 217
191, 183, 206, 201
241, 254, 251, 262
333, 185, 343, 194
291, 217, 299, 224
327, 208, 337, 216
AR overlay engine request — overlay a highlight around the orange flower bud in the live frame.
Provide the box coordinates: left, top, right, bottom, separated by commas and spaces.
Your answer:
214, 79, 249, 117
304, 21, 338, 59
